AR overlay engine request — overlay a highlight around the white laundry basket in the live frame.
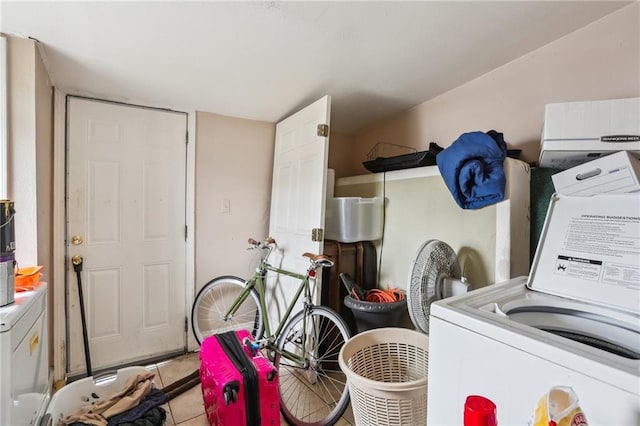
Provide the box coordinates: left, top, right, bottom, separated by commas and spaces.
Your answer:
40, 366, 151, 426
338, 327, 429, 426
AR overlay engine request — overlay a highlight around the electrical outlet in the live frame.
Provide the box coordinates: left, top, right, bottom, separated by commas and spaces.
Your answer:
221, 199, 230, 213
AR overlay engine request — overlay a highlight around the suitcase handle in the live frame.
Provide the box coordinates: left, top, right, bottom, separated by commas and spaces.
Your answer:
242, 336, 260, 356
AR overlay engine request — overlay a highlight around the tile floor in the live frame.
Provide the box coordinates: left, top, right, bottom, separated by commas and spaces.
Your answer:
148, 351, 355, 425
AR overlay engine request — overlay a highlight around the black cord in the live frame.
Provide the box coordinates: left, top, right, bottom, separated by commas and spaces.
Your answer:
73, 259, 93, 377
377, 171, 387, 287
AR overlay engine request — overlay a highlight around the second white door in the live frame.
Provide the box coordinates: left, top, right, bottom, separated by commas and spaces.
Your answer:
267, 96, 331, 327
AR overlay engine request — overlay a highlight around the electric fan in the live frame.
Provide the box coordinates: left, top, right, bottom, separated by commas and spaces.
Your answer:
407, 239, 469, 333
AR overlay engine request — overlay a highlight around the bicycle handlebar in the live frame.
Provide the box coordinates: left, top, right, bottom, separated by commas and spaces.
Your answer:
248, 237, 276, 248
247, 237, 333, 269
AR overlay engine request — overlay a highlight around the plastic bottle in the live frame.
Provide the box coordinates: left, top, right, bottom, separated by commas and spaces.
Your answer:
464, 395, 497, 426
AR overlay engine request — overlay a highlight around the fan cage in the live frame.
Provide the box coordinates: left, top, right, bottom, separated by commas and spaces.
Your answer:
407, 240, 461, 333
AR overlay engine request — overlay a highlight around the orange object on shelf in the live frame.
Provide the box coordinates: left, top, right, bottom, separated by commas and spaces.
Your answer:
15, 265, 44, 291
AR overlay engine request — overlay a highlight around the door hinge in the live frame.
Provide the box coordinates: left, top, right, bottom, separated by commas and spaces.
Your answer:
311, 228, 324, 242
184, 317, 188, 333
317, 124, 329, 137
185, 225, 188, 241
185, 131, 189, 144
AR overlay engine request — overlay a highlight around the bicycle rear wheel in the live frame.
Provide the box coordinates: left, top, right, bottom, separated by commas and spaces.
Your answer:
191, 276, 264, 344
275, 306, 351, 426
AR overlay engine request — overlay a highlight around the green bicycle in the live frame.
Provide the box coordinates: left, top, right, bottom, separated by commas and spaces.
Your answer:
191, 237, 351, 426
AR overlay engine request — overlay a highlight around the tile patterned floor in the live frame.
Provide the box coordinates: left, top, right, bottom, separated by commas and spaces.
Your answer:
148, 352, 355, 425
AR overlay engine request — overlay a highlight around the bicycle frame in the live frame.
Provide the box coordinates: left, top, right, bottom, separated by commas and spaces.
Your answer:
200, 240, 351, 426
222, 247, 318, 364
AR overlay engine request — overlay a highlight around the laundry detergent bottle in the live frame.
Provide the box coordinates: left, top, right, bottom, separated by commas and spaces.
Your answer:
464, 395, 498, 426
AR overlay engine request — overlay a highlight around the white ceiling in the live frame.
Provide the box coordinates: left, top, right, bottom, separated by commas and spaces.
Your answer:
1, 1, 631, 134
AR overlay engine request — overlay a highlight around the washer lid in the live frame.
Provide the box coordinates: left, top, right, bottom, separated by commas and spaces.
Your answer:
528, 193, 640, 314
0, 283, 46, 332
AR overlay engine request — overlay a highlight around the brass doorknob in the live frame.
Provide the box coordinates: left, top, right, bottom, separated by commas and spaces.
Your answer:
72, 255, 83, 266
71, 235, 83, 245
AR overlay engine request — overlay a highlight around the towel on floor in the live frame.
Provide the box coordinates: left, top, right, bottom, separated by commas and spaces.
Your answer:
436, 130, 507, 210
61, 372, 155, 426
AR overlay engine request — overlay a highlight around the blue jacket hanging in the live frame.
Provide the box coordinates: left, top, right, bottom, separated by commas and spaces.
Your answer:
436, 130, 507, 210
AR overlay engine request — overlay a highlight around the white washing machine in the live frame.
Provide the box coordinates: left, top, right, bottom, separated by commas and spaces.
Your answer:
427, 194, 640, 425
0, 282, 50, 425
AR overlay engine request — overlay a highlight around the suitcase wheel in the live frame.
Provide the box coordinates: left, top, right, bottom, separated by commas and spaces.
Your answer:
223, 381, 240, 405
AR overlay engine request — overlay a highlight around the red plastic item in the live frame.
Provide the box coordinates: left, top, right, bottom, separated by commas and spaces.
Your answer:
464, 395, 497, 426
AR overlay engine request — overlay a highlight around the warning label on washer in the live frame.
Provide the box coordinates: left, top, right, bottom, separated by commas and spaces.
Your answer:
554, 255, 602, 281
553, 255, 640, 290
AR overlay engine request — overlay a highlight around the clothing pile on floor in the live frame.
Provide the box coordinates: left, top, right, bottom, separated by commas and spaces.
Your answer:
60, 369, 201, 426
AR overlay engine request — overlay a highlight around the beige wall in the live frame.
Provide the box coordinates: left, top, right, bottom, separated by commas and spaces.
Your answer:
343, 3, 640, 177
327, 132, 355, 179
6, 36, 53, 272
7, 36, 37, 265
195, 112, 275, 291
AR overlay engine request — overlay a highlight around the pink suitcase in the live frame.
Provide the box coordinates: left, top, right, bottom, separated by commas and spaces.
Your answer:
199, 329, 279, 426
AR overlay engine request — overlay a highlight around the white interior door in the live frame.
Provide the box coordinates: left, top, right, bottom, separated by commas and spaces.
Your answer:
67, 97, 187, 375
267, 96, 331, 327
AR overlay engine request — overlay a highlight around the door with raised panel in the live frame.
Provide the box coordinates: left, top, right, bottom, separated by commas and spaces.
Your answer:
267, 96, 331, 326
67, 97, 187, 374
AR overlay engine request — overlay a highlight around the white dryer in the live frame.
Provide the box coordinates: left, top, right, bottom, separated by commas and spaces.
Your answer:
0, 282, 50, 425
427, 194, 640, 425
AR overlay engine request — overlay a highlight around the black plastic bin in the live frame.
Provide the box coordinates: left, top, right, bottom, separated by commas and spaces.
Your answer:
343, 295, 407, 334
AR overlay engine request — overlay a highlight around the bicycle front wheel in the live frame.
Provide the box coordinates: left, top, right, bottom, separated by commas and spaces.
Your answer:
275, 306, 351, 426
191, 276, 264, 344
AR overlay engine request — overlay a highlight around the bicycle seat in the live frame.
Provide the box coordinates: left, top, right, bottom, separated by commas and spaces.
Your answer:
302, 253, 334, 268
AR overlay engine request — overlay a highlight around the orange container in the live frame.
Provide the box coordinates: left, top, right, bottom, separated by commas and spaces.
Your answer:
15, 266, 44, 292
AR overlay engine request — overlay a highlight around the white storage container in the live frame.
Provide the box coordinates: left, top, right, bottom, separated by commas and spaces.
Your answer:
325, 197, 384, 243
539, 97, 640, 169
551, 150, 640, 195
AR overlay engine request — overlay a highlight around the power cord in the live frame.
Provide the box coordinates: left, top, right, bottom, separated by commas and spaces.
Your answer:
377, 171, 387, 287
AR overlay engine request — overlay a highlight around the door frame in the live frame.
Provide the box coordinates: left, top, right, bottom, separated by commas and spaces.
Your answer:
52, 89, 197, 382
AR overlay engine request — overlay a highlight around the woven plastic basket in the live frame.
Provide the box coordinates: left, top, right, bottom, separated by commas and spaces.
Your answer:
338, 327, 429, 426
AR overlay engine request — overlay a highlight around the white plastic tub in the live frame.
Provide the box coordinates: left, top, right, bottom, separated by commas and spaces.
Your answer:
325, 197, 384, 243
40, 366, 151, 426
